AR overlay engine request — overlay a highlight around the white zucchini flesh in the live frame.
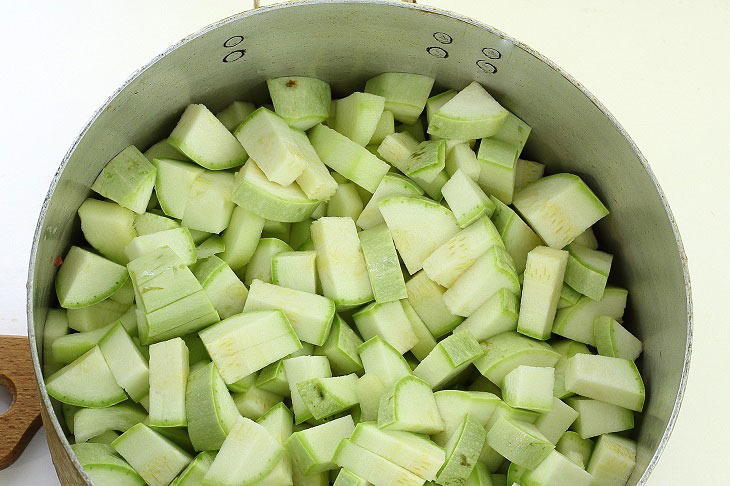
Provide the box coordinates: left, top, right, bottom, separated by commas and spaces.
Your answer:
379, 196, 460, 275
148, 337, 189, 427
358, 336, 412, 388
521, 450, 593, 486
180, 170, 237, 234
565, 397, 634, 439
358, 224, 408, 303
334, 439, 424, 486
593, 315, 643, 361
352, 301, 418, 355
78, 198, 137, 265
405, 270, 464, 338
534, 397, 579, 444
517, 246, 569, 340
91, 145, 157, 214
552, 287, 628, 345
283, 355, 332, 425
55, 246, 129, 309
356, 172, 424, 230
152, 158, 204, 220
442, 168, 496, 228
98, 322, 149, 402
435, 413, 488, 486
454, 288, 519, 342
216, 100, 256, 131
585, 434, 637, 486
502, 365, 555, 413
124, 227, 197, 266
364, 72, 434, 124
378, 375, 445, 434
565, 354, 645, 412
486, 416, 554, 470
473, 332, 561, 386
427, 81, 509, 140
286, 415, 355, 474
168, 104, 247, 171
219, 205, 265, 271
334, 92, 386, 147
268, 76, 331, 131
512, 173, 609, 249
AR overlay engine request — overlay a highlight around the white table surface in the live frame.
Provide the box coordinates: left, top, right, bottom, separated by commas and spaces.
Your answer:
1, 0, 728, 484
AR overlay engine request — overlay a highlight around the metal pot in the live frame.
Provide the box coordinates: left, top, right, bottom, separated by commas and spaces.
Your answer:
21, 1, 691, 484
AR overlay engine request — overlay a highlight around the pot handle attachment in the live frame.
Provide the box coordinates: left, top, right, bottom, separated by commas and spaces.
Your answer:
0, 335, 43, 470
254, 0, 415, 7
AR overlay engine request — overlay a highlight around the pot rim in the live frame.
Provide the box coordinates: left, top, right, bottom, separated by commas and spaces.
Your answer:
26, 1, 692, 483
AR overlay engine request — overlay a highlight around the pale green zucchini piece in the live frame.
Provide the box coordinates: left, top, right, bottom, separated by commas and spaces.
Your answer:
443, 245, 520, 317
112, 423, 192, 486
314, 314, 363, 375
431, 390, 500, 447
490, 196, 542, 274
283, 355, 332, 424
262, 219, 292, 242
46, 346, 127, 407
125, 227, 196, 265
43, 309, 69, 377
51, 322, 116, 364
245, 238, 293, 286
308, 123, 390, 193
426, 90, 457, 125
490, 111, 532, 154
474, 332, 560, 387
91, 145, 157, 214
558, 283, 582, 309
233, 384, 284, 420
486, 416, 553, 470
512, 174, 609, 249
455, 289, 519, 342
287, 415, 355, 474
182, 170, 237, 233
564, 242, 613, 300
551, 339, 592, 399
203, 416, 283, 486
297, 374, 359, 420
565, 397, 634, 439
556, 431, 594, 468
133, 211, 180, 236
196, 235, 225, 259
572, 227, 599, 249
168, 104, 247, 170
443, 169, 496, 228
335, 92, 386, 146
152, 158, 204, 219
552, 287, 628, 345
422, 216, 503, 288
427, 82, 508, 140
593, 316, 643, 361
139, 291, 220, 346
355, 373, 386, 422
364, 73, 434, 124
185, 362, 240, 451
445, 143, 481, 181
56, 246, 129, 309
534, 397, 579, 444
401, 300, 438, 361
67, 298, 129, 332
379, 196, 460, 274
272, 250, 319, 294
245, 279, 335, 346
78, 198, 137, 264
436, 414, 487, 486
377, 131, 420, 171
148, 337, 189, 427
522, 450, 593, 486
333, 468, 369, 486
98, 322, 149, 402
517, 246, 569, 340
73, 402, 147, 443
476, 139, 519, 204
369, 110, 395, 145
289, 219, 314, 250
357, 173, 424, 230
378, 375, 444, 434
401, 139, 445, 183
334, 439, 424, 486
405, 271, 463, 338
192, 255, 248, 319
515, 159, 545, 189
145, 138, 191, 162
171, 451, 216, 486
413, 331, 483, 390
292, 468, 329, 486
353, 301, 418, 354
503, 366, 555, 413
220, 205, 265, 271
310, 217, 374, 308
216, 100, 256, 131
200, 309, 302, 384
234, 107, 308, 185
358, 336, 412, 388
72, 443, 145, 486
233, 160, 319, 223
290, 128, 340, 201
327, 182, 364, 220
585, 434, 636, 486
268, 76, 331, 130
351, 422, 445, 480
358, 223, 407, 303
465, 462, 493, 486
565, 354, 645, 412
256, 360, 290, 396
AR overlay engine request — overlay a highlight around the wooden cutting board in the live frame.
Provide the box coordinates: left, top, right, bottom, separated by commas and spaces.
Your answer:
0, 335, 43, 470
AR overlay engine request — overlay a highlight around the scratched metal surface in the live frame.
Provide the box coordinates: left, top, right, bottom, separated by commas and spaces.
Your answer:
27, 1, 691, 484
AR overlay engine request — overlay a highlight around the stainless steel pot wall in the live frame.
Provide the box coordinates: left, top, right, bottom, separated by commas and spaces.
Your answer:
27, 1, 691, 484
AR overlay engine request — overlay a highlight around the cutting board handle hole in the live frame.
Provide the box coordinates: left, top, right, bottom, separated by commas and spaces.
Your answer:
0, 378, 14, 416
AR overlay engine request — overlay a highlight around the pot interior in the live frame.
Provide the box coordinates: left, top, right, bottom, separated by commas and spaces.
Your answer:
29, 2, 689, 484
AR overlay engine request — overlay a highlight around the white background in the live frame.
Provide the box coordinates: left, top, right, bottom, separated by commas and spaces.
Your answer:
1, 0, 728, 484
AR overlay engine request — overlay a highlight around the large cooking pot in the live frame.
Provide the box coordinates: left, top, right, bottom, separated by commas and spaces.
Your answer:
18, 0, 691, 484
